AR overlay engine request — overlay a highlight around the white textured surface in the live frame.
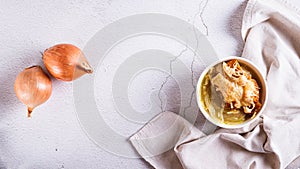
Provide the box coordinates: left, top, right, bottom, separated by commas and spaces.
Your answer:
0, 0, 298, 169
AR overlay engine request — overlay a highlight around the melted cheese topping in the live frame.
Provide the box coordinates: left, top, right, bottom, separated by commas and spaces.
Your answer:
211, 60, 260, 114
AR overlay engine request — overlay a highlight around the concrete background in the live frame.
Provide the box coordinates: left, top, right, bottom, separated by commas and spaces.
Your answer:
0, 0, 299, 168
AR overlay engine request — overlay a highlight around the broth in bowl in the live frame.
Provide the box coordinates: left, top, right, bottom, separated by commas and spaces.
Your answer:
197, 57, 267, 128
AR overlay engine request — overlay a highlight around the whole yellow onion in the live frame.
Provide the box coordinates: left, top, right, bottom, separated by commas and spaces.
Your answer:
14, 66, 52, 117
43, 44, 93, 81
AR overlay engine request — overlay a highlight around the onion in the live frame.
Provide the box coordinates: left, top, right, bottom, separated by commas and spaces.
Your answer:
43, 44, 93, 81
14, 66, 52, 117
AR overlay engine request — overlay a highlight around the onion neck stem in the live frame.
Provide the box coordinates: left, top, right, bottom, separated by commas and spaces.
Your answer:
27, 107, 33, 118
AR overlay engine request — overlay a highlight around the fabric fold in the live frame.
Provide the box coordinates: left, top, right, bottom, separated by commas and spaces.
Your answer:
130, 111, 205, 169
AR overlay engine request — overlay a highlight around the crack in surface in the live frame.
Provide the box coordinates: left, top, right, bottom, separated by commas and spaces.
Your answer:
182, 0, 209, 117
158, 44, 189, 112
195, 0, 209, 36
200, 0, 209, 36
157, 0, 209, 115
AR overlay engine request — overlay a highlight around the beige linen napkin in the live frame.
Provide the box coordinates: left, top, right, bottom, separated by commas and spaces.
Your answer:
130, 0, 300, 168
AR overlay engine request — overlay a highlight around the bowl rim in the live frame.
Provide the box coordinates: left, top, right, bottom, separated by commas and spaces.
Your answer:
196, 56, 268, 129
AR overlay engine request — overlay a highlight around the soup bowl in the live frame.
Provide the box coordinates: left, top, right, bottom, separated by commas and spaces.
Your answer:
196, 56, 268, 129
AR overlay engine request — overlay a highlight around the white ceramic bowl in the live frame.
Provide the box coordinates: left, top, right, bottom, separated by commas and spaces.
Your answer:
196, 56, 268, 129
